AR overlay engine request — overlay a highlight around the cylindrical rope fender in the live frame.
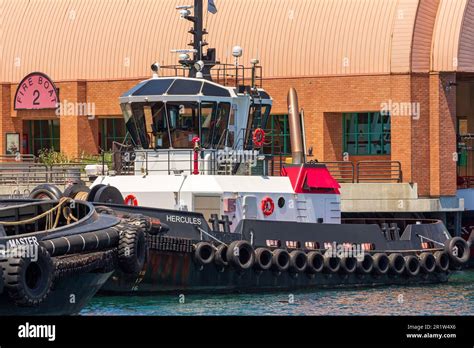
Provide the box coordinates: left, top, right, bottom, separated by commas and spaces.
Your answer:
41, 227, 120, 257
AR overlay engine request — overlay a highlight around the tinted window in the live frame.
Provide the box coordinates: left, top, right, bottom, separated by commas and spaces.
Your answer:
202, 83, 231, 97
167, 79, 203, 95
133, 79, 175, 96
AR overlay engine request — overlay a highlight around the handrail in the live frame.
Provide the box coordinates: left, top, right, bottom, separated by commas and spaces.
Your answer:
356, 160, 402, 183
321, 161, 355, 183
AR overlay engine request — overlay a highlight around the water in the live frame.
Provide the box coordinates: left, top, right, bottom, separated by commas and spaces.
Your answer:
81, 270, 474, 316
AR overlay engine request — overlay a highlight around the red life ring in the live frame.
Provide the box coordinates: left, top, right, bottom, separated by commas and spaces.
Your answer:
261, 196, 274, 216
252, 128, 265, 148
124, 194, 138, 206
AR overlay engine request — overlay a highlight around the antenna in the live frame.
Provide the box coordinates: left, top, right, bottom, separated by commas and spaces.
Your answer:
175, 0, 217, 78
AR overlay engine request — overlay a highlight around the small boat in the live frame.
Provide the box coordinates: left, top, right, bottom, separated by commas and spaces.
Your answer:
0, 198, 149, 315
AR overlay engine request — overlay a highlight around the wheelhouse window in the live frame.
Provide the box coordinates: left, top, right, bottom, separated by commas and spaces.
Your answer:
246, 103, 271, 148
343, 112, 391, 155
122, 101, 231, 150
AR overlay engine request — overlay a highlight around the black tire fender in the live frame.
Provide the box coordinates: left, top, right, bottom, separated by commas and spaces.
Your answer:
340, 256, 357, 273
214, 244, 228, 268
419, 252, 436, 273
30, 184, 63, 200
289, 250, 307, 273
193, 242, 215, 266
373, 253, 389, 275
356, 254, 374, 274
323, 253, 341, 273
306, 251, 324, 274
404, 255, 420, 276
226, 241, 255, 271
0, 266, 4, 295
118, 227, 147, 274
254, 248, 273, 271
388, 253, 405, 275
271, 249, 290, 272
2, 246, 53, 307
444, 237, 470, 266
63, 183, 90, 199
434, 250, 450, 272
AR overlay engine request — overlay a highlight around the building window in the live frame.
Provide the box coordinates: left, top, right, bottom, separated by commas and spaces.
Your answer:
99, 118, 126, 151
343, 112, 391, 155
266, 114, 291, 155
27, 120, 60, 156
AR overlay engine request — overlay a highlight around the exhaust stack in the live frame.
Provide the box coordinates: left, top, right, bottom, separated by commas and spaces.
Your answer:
287, 88, 304, 165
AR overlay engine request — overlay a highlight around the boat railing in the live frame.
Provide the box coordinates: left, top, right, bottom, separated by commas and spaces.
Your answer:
111, 147, 283, 177
158, 63, 263, 88
0, 163, 86, 187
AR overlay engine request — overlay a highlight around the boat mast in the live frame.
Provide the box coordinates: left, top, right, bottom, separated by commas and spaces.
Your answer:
184, 0, 216, 78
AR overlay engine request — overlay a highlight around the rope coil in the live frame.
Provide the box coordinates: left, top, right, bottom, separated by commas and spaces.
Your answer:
0, 197, 79, 230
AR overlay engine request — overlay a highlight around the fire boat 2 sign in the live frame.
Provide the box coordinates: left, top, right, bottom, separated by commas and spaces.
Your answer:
14, 72, 59, 110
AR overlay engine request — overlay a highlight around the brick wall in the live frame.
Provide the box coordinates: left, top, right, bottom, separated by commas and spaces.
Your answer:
0, 72, 458, 196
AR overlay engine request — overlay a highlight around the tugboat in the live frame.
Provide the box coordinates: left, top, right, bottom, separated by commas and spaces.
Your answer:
45, 0, 472, 294
0, 197, 149, 314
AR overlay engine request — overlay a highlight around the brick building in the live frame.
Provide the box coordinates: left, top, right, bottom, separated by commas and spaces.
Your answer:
2, 0, 474, 203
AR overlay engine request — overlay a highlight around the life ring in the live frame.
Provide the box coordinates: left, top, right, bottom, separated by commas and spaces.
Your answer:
124, 194, 138, 206
252, 128, 265, 148
261, 196, 274, 216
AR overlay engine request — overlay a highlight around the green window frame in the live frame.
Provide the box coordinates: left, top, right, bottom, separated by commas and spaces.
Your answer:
28, 120, 60, 155
100, 118, 126, 151
267, 114, 291, 156
343, 112, 391, 155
